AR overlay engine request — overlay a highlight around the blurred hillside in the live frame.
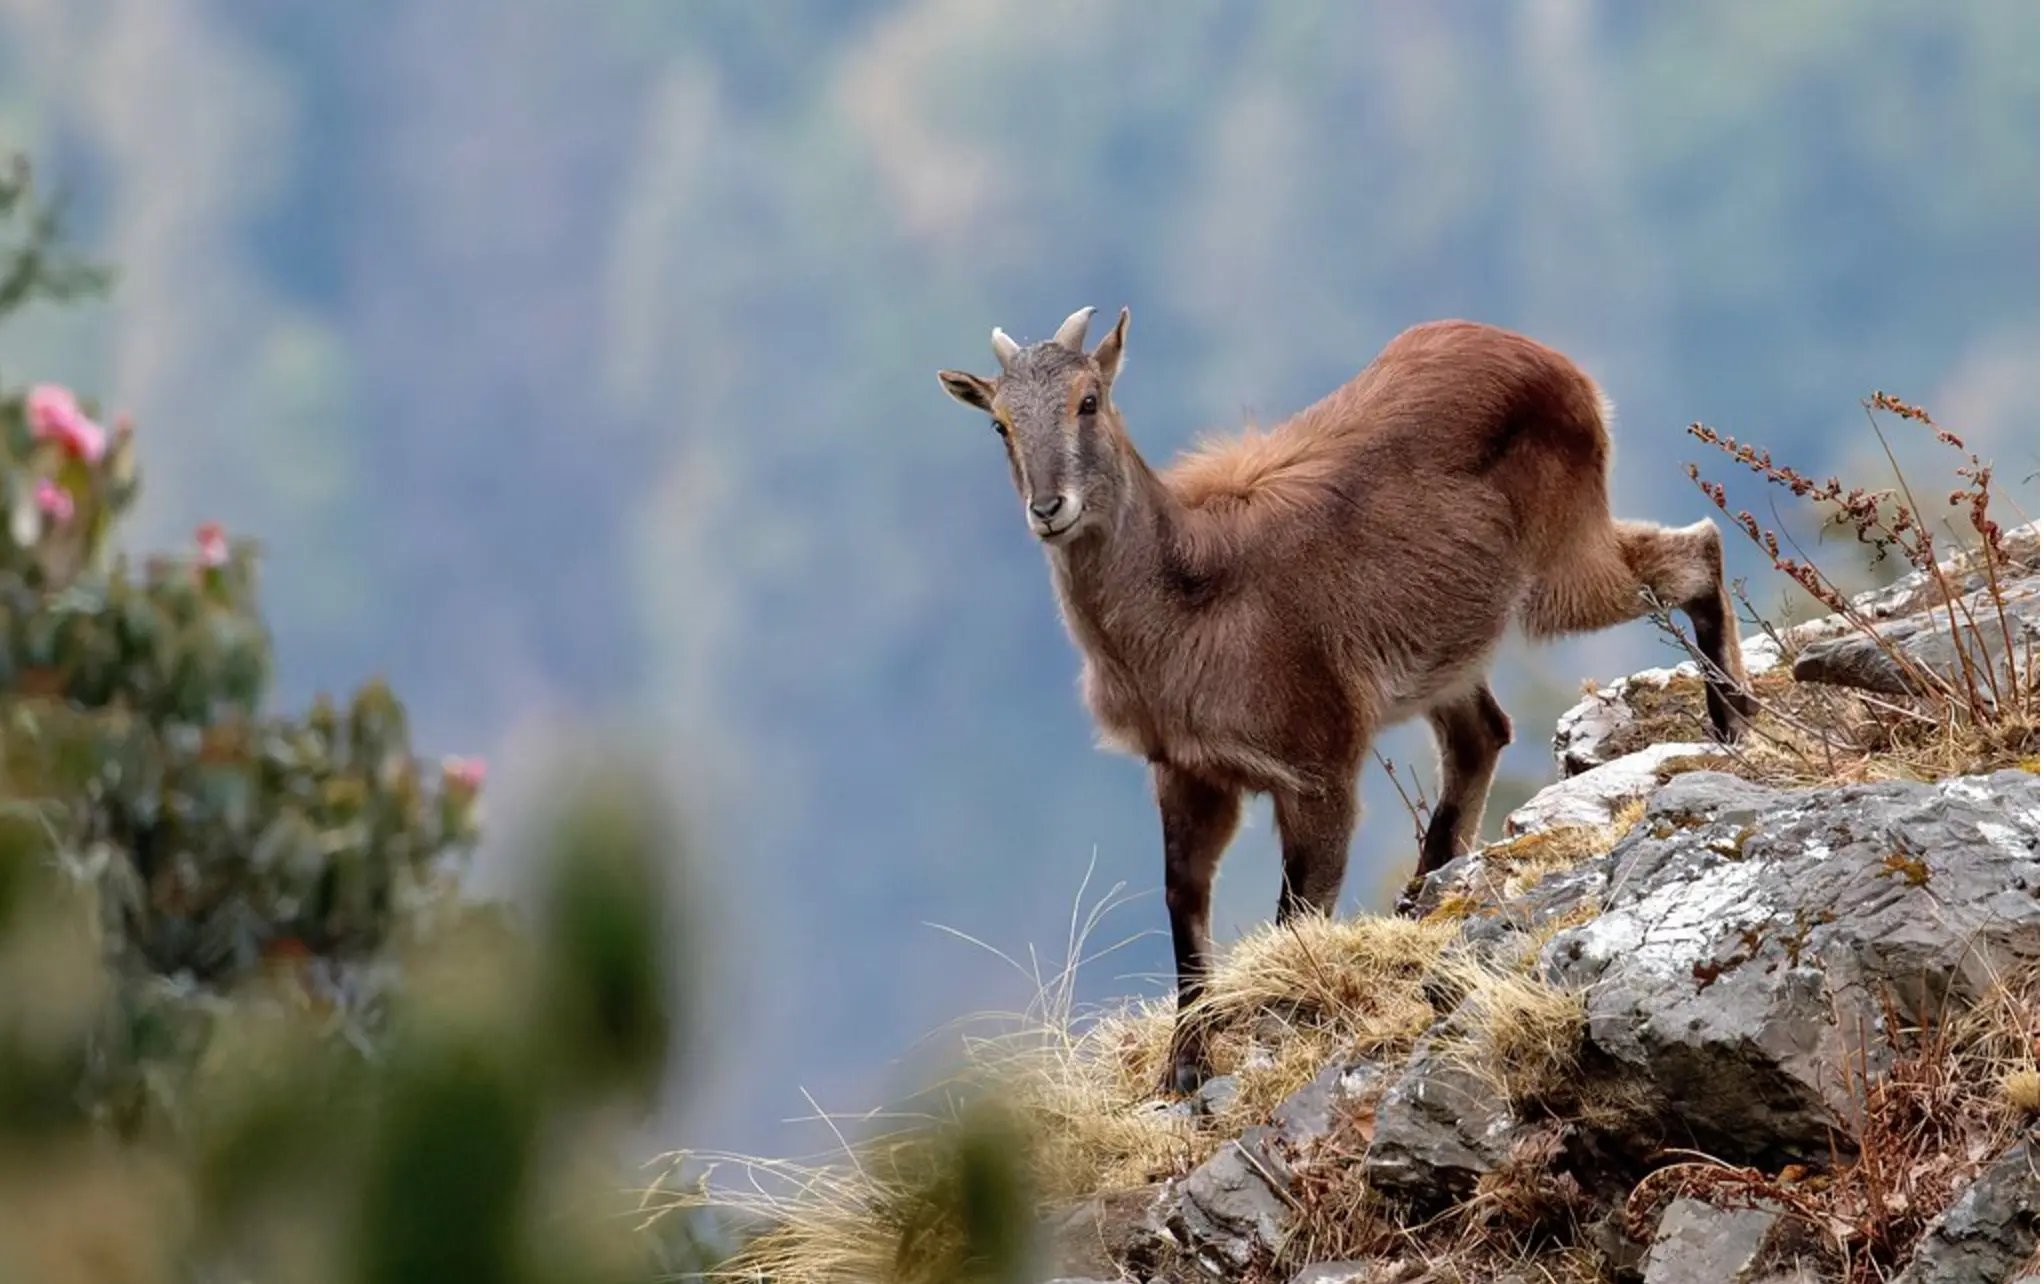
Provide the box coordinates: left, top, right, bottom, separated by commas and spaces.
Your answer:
0, 0, 2035, 1161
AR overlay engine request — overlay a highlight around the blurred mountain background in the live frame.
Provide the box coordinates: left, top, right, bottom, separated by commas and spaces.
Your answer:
0, 0, 2035, 1163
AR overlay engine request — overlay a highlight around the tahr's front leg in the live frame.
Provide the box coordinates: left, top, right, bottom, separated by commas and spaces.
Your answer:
1154, 764, 1241, 1095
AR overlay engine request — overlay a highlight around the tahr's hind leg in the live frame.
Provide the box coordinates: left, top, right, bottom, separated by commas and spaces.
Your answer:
1520, 516, 1757, 741
1666, 522, 1760, 736
1417, 682, 1513, 877
1393, 683, 1513, 919
1273, 782, 1359, 925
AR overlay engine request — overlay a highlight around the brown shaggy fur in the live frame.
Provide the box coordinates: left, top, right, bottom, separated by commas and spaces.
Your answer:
938, 308, 1756, 1094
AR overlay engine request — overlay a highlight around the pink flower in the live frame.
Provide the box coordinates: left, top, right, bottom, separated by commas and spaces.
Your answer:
25, 383, 107, 463
34, 479, 74, 525
25, 384, 76, 434
441, 756, 487, 791
195, 521, 230, 568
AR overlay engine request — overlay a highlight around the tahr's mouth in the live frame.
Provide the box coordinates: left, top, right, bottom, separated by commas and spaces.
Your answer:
1033, 515, 1082, 542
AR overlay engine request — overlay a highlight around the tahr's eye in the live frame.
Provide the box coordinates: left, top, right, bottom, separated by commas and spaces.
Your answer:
1078, 394, 1099, 415
991, 418, 1008, 438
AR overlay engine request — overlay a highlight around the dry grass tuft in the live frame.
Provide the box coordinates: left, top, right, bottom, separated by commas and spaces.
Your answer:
1589, 670, 1727, 760
1594, 643, 2039, 795
1191, 914, 1454, 1037
1451, 1127, 1604, 1269
1434, 957, 1588, 1111
1951, 973, 2040, 1124
1178, 914, 1457, 1136
639, 1089, 1066, 1284
1723, 672, 2040, 791
1410, 800, 1646, 967
638, 897, 1462, 1284
1478, 797, 1648, 900
2000, 1068, 2039, 1115
1512, 901, 1604, 973
1422, 888, 1486, 923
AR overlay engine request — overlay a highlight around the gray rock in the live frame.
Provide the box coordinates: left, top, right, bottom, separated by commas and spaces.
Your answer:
1039, 1186, 1172, 1282
1641, 770, 1783, 830
1400, 771, 1750, 950
1446, 858, 1611, 960
1779, 523, 2040, 652
1363, 1008, 1518, 1204
1740, 630, 1786, 675
1554, 635, 1784, 779
1197, 1073, 1240, 1118
1158, 1072, 1240, 1122
1893, 1134, 2040, 1284
1506, 741, 1727, 837
1552, 672, 1658, 779
1164, 1060, 1383, 1274
1583, 1205, 1649, 1281
1545, 771, 2039, 1161
1640, 1197, 1785, 1284
1791, 575, 2038, 704
1168, 1138, 1289, 1274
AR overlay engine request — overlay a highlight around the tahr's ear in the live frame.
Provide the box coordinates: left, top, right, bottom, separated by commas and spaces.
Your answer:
1091, 306, 1130, 386
937, 369, 995, 412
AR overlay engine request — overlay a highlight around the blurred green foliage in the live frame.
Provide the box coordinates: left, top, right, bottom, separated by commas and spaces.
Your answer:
894, 1097, 1039, 1284
0, 159, 483, 1138
0, 154, 1037, 1284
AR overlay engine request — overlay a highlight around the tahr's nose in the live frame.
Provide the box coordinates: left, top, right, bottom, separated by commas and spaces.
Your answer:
1029, 495, 1066, 522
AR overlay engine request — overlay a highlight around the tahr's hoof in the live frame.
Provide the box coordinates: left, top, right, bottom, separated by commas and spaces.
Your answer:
1159, 1052, 1206, 1098
1707, 684, 1761, 745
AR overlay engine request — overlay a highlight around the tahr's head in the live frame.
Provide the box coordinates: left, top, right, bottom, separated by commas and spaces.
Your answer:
937, 305, 1130, 545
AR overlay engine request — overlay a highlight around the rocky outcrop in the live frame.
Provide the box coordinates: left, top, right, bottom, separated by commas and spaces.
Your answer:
1547, 768, 2037, 1161
1379, 766, 2037, 1201
1504, 740, 1727, 835
1791, 574, 2039, 704
1042, 1186, 1174, 1282
1082, 765, 2035, 1282
1036, 541, 2040, 1284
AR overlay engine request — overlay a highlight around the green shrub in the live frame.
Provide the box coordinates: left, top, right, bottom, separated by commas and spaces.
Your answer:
0, 153, 1034, 1284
